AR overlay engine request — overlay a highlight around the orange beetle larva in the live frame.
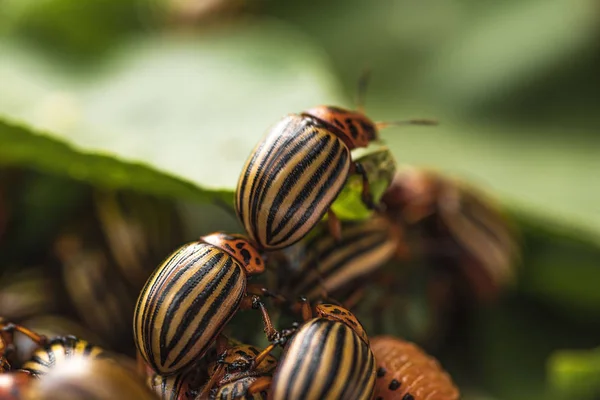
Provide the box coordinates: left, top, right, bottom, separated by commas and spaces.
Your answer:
370, 336, 459, 400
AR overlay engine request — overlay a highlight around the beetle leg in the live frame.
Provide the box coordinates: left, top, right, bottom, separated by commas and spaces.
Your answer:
240, 296, 279, 342
251, 342, 277, 370
12, 324, 48, 347
353, 162, 380, 211
197, 363, 226, 400
247, 376, 272, 395
327, 209, 342, 242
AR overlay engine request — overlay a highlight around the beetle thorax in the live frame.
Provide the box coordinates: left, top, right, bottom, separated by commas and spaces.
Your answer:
200, 233, 264, 275
302, 106, 378, 150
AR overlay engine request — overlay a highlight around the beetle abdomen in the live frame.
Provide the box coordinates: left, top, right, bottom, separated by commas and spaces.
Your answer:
236, 115, 351, 250
271, 319, 376, 400
134, 242, 246, 375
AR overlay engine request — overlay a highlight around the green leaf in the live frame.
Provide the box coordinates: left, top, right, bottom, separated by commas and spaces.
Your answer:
0, 20, 345, 199
0, 118, 221, 203
548, 347, 600, 399
330, 145, 397, 220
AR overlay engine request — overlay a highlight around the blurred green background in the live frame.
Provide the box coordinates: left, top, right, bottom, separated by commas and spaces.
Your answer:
1, 0, 600, 399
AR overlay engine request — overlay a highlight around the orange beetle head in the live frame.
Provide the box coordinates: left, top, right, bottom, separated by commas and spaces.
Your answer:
302, 106, 378, 150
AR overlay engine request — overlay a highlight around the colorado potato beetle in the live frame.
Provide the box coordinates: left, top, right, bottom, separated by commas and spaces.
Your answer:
134, 232, 278, 376
370, 335, 459, 400
198, 336, 277, 400
21, 336, 106, 376
270, 303, 377, 400
25, 357, 156, 400
381, 167, 520, 303
235, 80, 435, 251
279, 215, 403, 304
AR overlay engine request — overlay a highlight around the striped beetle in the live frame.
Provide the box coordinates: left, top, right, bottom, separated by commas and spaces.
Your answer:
198, 336, 277, 400
21, 336, 106, 376
277, 215, 403, 306
25, 357, 156, 400
370, 336, 459, 400
235, 74, 436, 251
270, 303, 377, 400
134, 232, 278, 376
381, 166, 520, 303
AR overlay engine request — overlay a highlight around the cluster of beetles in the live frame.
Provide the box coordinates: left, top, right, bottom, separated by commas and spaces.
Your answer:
0, 77, 520, 399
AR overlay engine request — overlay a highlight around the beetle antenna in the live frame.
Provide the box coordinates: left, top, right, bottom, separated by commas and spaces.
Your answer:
375, 119, 439, 129
355, 67, 372, 114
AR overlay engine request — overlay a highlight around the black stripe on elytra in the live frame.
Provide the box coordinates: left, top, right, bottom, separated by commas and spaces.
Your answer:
340, 327, 363, 399
137, 244, 203, 342
240, 116, 302, 211
268, 135, 341, 241
244, 117, 307, 229
294, 232, 385, 293
235, 133, 271, 221
167, 260, 242, 368
265, 132, 331, 241
144, 246, 214, 364
296, 320, 335, 398
283, 320, 328, 399
159, 251, 228, 362
273, 146, 349, 247
314, 322, 346, 399
252, 125, 319, 238
459, 198, 505, 246
316, 235, 384, 282
356, 340, 375, 398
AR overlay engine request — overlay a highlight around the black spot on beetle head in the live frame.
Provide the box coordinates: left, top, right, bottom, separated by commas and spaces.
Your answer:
235, 242, 245, 249
376, 367, 386, 378
402, 393, 414, 400
389, 379, 401, 391
240, 249, 251, 265
255, 257, 262, 265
